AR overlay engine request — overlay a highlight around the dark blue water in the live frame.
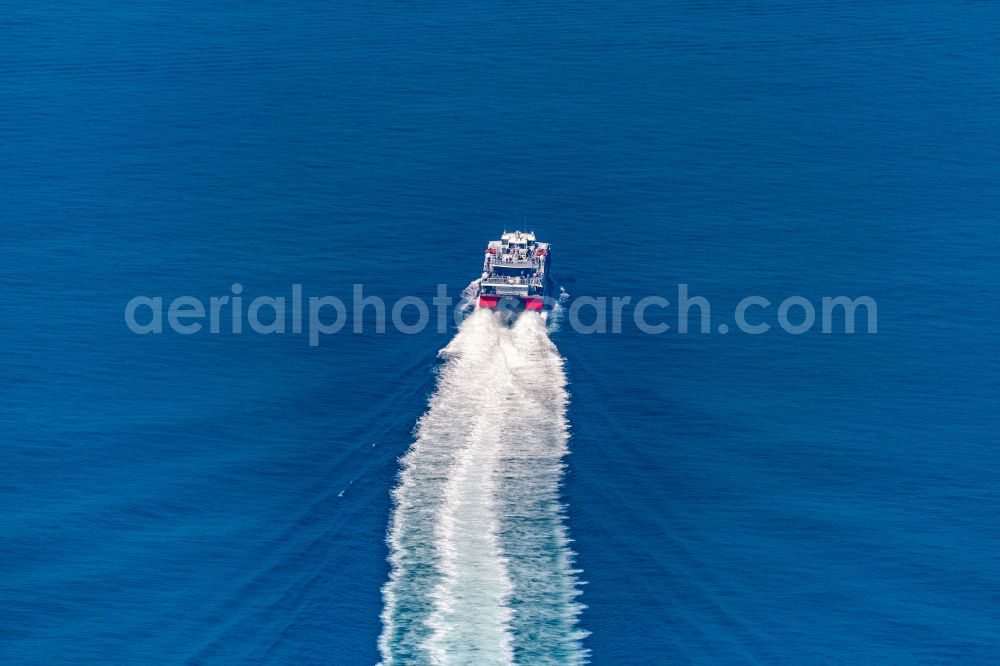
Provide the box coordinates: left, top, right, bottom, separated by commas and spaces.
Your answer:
3, 1, 999, 663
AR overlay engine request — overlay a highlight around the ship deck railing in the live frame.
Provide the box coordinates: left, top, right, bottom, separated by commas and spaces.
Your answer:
482, 276, 543, 286
492, 260, 539, 269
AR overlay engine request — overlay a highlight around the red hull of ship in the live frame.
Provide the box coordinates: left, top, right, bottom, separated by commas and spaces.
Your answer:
478, 295, 544, 310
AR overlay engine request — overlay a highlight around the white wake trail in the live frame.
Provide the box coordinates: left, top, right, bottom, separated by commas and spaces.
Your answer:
380, 309, 587, 665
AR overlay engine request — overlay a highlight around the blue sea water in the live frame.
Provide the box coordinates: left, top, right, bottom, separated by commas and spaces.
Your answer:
3, 1, 999, 663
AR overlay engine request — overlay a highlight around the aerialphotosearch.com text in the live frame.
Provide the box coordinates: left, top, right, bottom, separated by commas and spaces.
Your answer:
124, 283, 878, 346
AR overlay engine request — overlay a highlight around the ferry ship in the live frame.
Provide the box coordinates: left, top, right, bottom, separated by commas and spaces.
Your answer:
477, 230, 551, 310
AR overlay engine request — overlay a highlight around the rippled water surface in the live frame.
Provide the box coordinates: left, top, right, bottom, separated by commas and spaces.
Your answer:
2, 1, 999, 663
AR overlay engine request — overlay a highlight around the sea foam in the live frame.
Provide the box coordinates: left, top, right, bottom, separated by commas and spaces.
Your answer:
379, 309, 588, 665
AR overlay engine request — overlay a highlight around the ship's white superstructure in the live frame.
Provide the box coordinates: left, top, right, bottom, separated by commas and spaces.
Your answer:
477, 231, 551, 310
